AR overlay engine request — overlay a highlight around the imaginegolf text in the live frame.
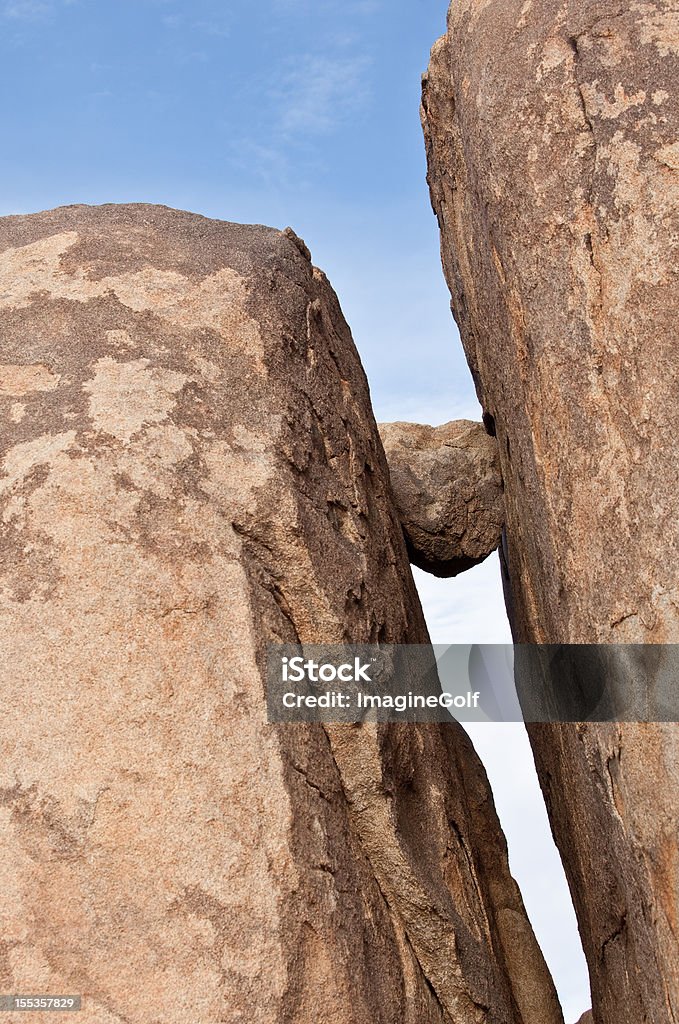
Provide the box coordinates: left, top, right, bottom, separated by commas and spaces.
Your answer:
281, 691, 482, 711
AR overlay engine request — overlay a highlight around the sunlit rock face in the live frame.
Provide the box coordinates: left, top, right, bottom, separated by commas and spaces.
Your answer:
422, 4, 679, 1023
0, 204, 562, 1024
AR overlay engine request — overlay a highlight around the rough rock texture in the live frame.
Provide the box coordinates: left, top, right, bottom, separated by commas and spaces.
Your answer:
378, 419, 503, 576
0, 205, 562, 1024
422, 0, 679, 644
422, 5, 679, 1024
576, 1012, 593, 1024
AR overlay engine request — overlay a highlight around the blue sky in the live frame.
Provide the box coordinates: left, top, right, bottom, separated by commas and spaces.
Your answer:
0, 1, 590, 1018
0, 0, 470, 420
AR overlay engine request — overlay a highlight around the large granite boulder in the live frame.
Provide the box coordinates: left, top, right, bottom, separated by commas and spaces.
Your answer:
0, 205, 561, 1024
379, 419, 504, 576
422, 5, 679, 1023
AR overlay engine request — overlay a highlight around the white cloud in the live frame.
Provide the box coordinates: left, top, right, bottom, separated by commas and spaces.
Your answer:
161, 12, 230, 37
273, 0, 380, 12
226, 48, 373, 180
176, 49, 209, 65
275, 54, 371, 136
227, 137, 296, 189
2, 0, 77, 19
192, 17, 230, 37
3, 0, 53, 18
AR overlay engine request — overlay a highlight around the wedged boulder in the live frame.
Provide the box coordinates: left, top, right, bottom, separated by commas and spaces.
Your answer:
422, 5, 679, 1023
0, 205, 562, 1024
379, 419, 503, 576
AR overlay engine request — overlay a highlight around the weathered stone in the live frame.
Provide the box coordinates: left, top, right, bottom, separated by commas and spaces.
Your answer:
576, 1011, 593, 1024
0, 205, 561, 1024
379, 419, 503, 576
422, 5, 679, 1024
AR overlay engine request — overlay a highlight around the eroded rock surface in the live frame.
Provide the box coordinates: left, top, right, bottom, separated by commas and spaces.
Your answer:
422, 5, 679, 1023
0, 205, 561, 1024
379, 419, 503, 576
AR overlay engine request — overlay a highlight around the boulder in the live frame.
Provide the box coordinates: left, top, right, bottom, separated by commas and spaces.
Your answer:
422, 4, 679, 1023
0, 205, 561, 1024
379, 419, 503, 576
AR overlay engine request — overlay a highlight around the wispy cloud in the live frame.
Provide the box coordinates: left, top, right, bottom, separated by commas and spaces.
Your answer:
225, 44, 373, 185
192, 17, 229, 38
160, 11, 230, 37
274, 54, 371, 137
3, 0, 53, 19
273, 0, 380, 13
2, 0, 77, 20
227, 137, 295, 189
176, 48, 209, 64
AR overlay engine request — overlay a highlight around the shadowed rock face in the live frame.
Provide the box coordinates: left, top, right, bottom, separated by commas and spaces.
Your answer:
379, 420, 504, 577
422, 4, 679, 1024
0, 205, 562, 1024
